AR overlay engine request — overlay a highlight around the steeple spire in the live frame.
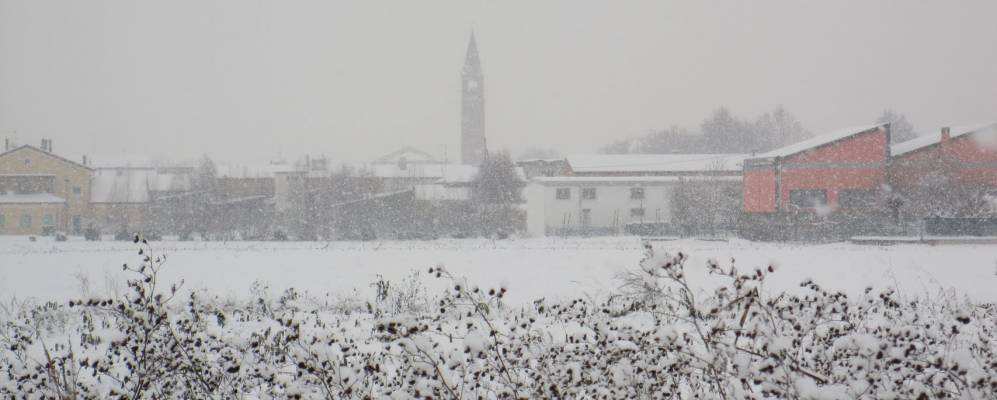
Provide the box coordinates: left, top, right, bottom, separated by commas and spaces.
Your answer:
460, 31, 485, 165
463, 32, 481, 75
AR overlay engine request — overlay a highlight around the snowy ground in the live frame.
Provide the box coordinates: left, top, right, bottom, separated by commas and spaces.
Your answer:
1, 236, 995, 304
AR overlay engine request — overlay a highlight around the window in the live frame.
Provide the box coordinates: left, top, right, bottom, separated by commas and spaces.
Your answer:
23, 158, 30, 165
581, 188, 597, 200
0, 215, 5, 228
72, 186, 82, 195
19, 215, 31, 229
790, 189, 828, 209
555, 188, 571, 200
43, 214, 54, 227
838, 190, 876, 209
630, 187, 645, 200
581, 209, 592, 226
630, 208, 645, 218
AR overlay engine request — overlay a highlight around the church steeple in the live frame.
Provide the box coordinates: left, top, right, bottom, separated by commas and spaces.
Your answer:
460, 32, 486, 165
463, 32, 481, 74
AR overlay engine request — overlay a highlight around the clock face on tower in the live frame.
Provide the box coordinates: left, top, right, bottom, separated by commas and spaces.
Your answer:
466, 79, 479, 90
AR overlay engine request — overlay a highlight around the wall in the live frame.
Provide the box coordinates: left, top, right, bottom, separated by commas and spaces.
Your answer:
0, 203, 64, 235
889, 145, 944, 190
524, 184, 547, 236
0, 146, 92, 231
778, 128, 889, 210
525, 180, 679, 236
892, 130, 997, 189
939, 133, 997, 186
743, 167, 777, 213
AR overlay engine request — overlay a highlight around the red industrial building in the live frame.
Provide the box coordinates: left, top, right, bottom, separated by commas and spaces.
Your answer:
743, 124, 891, 213
889, 123, 997, 191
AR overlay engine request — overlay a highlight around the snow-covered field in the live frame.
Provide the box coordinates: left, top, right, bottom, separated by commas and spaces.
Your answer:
4, 236, 997, 398
2, 236, 995, 304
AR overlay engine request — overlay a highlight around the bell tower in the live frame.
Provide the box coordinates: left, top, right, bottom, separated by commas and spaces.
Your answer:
461, 32, 485, 165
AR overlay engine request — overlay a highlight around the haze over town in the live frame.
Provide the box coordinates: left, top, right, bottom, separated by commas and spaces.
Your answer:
4, 2, 997, 398
2, 0, 996, 165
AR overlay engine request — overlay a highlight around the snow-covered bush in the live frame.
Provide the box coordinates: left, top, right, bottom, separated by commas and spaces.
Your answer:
2, 238, 995, 399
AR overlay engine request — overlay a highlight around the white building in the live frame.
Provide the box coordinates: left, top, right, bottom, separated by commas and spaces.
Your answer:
526, 154, 747, 237
526, 176, 737, 236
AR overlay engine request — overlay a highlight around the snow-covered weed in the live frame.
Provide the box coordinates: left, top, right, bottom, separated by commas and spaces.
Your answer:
2, 238, 995, 399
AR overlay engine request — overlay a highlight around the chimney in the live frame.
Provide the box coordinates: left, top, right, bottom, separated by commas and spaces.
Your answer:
4, 138, 8, 152
941, 127, 951, 142
82, 155, 88, 166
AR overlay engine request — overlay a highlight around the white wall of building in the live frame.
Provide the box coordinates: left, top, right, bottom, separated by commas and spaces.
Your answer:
526, 178, 679, 236
525, 176, 741, 236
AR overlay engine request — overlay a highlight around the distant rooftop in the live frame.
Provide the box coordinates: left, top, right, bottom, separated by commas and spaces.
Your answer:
565, 154, 749, 174
0, 193, 66, 204
91, 169, 192, 203
756, 123, 887, 159
530, 175, 741, 184
892, 123, 997, 156
372, 146, 442, 165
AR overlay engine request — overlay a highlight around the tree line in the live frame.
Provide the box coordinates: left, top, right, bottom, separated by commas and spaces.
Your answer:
601, 107, 919, 155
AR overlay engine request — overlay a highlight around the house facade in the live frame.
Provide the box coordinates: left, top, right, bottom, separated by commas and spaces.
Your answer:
0, 143, 93, 234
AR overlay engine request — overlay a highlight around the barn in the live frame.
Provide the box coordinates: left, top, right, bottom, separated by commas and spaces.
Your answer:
890, 123, 997, 191
743, 123, 891, 214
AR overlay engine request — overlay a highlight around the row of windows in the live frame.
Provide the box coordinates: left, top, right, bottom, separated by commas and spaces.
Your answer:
788, 189, 879, 209
577, 207, 647, 224
0, 214, 55, 229
556, 187, 646, 201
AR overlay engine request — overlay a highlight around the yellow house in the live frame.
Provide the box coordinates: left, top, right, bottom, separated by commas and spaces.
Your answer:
0, 144, 93, 235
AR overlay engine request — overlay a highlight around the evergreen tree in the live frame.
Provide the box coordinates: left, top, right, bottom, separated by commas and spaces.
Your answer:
472, 151, 524, 204
190, 155, 218, 237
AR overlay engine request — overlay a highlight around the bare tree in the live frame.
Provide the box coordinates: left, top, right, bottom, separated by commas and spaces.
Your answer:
876, 109, 918, 143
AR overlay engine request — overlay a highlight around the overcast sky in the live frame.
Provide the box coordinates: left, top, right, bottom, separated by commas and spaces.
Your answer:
1, 0, 995, 165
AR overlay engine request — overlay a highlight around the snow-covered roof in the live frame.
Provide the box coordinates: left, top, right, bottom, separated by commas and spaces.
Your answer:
530, 175, 741, 185
69, 154, 194, 170
757, 123, 887, 159
438, 165, 481, 183
372, 146, 441, 164
91, 170, 151, 203
368, 163, 466, 179
565, 154, 749, 174
212, 195, 271, 206
0, 173, 56, 177
516, 158, 563, 164
216, 162, 295, 178
0, 193, 66, 204
0, 145, 92, 171
149, 172, 192, 192
891, 123, 997, 156
90, 168, 193, 203
890, 135, 938, 157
